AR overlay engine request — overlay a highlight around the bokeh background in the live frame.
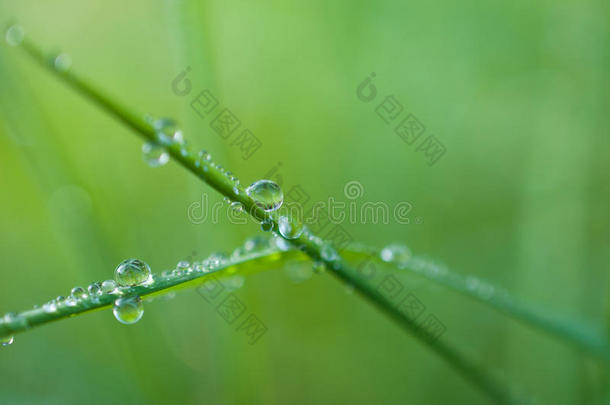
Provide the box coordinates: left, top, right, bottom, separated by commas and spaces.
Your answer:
0, 1, 609, 404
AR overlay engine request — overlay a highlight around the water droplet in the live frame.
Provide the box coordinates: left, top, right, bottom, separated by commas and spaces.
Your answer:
154, 118, 183, 145
53, 53, 72, 71
112, 296, 144, 325
177, 260, 192, 274
233, 186, 240, 195
223, 196, 231, 204
5, 24, 24, 46
246, 180, 283, 212
88, 282, 102, 296
115, 259, 152, 287
142, 142, 169, 167
1, 335, 14, 347
312, 261, 325, 273
55, 295, 65, 302
43, 301, 58, 313
380, 244, 412, 267
278, 216, 303, 240
230, 201, 244, 213
198, 150, 211, 162
320, 245, 337, 262
273, 235, 292, 251
260, 218, 273, 232
204, 253, 226, 270
71, 286, 87, 300
101, 280, 117, 294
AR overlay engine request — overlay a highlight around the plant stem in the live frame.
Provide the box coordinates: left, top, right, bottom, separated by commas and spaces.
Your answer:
9, 33, 521, 403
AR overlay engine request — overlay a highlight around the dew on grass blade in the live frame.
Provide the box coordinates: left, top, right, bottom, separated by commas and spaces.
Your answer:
5, 24, 24, 46
101, 280, 117, 294
115, 259, 152, 287
320, 245, 337, 262
70, 286, 86, 300
246, 180, 283, 212
1, 336, 14, 347
278, 215, 303, 240
153, 118, 183, 146
113, 296, 144, 325
176, 260, 192, 274
380, 244, 412, 267
230, 201, 244, 213
88, 282, 102, 296
53, 53, 72, 72
260, 218, 273, 232
142, 142, 169, 167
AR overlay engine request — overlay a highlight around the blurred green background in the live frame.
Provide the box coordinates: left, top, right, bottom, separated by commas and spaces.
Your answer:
0, 0, 609, 403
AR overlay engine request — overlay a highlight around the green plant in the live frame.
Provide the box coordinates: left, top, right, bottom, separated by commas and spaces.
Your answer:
1, 26, 608, 404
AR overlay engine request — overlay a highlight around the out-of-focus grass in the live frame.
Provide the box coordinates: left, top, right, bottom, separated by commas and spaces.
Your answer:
0, 0, 608, 404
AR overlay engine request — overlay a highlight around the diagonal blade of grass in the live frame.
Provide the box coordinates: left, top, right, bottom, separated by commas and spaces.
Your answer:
5, 29, 526, 404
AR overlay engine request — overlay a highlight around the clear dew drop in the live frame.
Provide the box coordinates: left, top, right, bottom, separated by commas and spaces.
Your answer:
71, 286, 87, 300
278, 215, 303, 240
176, 260, 192, 274
260, 218, 273, 232
101, 280, 117, 294
115, 259, 152, 287
142, 142, 169, 167
53, 53, 72, 72
5, 24, 24, 46
43, 301, 58, 313
380, 244, 412, 268
312, 261, 326, 274
246, 180, 283, 212
1, 335, 14, 347
112, 296, 144, 325
154, 118, 184, 146
320, 244, 338, 262
88, 282, 102, 296
230, 201, 244, 213
198, 150, 211, 162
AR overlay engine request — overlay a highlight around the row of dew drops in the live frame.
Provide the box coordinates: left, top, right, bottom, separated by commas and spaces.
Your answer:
2, 23, 499, 345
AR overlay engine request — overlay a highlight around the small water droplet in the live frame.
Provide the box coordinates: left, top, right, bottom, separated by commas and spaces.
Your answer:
260, 218, 273, 232
177, 260, 192, 274
230, 201, 244, 213
71, 286, 87, 300
312, 261, 325, 273
154, 118, 183, 145
246, 180, 283, 212
223, 196, 231, 204
320, 245, 337, 262
198, 150, 211, 162
101, 280, 117, 294
273, 235, 292, 251
115, 259, 152, 287
53, 53, 72, 71
5, 24, 24, 46
43, 301, 58, 313
380, 244, 412, 268
112, 296, 144, 325
142, 142, 169, 167
278, 216, 303, 239
233, 186, 240, 195
88, 282, 102, 296
1, 335, 14, 347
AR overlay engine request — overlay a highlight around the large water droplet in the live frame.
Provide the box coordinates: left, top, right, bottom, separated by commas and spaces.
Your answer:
154, 118, 184, 145
115, 259, 152, 287
112, 296, 144, 325
142, 142, 169, 167
5, 25, 24, 46
1, 335, 14, 347
278, 216, 303, 240
380, 244, 412, 268
246, 180, 283, 212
